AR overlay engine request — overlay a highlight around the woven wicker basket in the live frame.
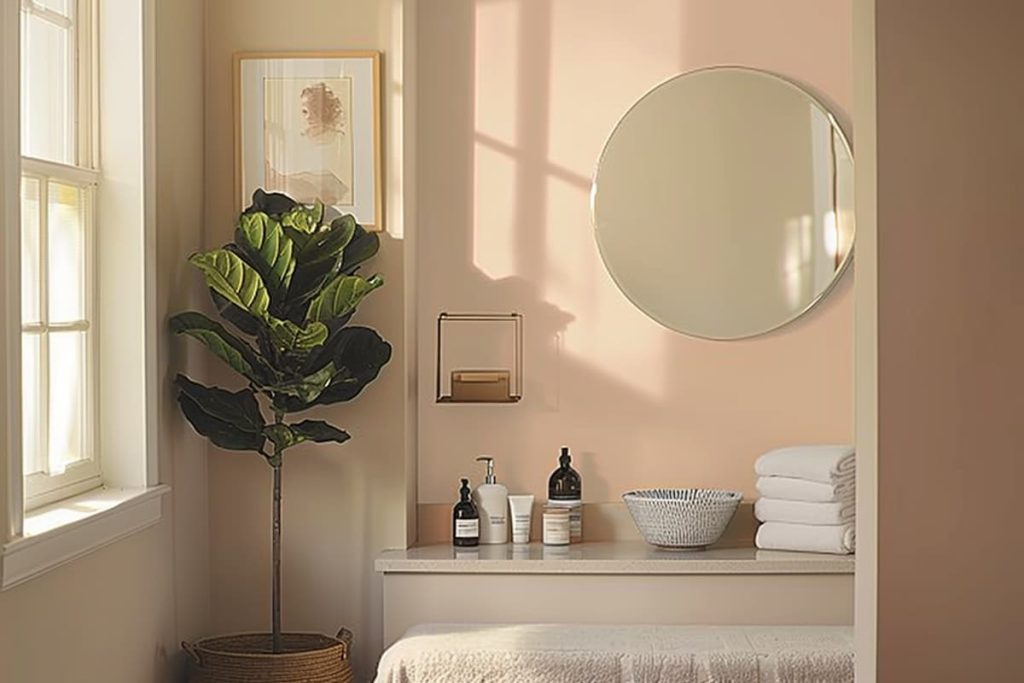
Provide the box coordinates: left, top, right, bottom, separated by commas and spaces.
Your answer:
183, 629, 354, 683
623, 488, 742, 549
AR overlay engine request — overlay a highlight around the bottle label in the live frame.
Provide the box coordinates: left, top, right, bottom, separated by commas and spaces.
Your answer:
543, 515, 570, 545
455, 519, 479, 538
546, 500, 582, 541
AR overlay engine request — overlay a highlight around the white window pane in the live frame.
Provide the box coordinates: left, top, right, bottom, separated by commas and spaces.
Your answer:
21, 13, 74, 164
38, 0, 71, 17
48, 331, 87, 473
48, 181, 86, 322
21, 177, 42, 325
22, 333, 46, 477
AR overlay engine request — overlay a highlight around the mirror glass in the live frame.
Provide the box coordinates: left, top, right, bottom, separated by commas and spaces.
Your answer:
592, 67, 854, 340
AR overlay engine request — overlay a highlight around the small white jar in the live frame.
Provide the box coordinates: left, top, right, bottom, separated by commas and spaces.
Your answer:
542, 506, 570, 546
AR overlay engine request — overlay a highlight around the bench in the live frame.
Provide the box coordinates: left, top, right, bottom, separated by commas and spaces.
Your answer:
375, 623, 854, 682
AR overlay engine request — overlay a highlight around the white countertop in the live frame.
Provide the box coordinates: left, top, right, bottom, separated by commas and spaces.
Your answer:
375, 542, 854, 575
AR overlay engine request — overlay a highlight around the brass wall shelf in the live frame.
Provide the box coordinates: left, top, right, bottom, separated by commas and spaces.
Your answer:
435, 312, 523, 404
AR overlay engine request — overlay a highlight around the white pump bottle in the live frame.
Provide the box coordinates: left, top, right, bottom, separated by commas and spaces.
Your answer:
471, 456, 509, 544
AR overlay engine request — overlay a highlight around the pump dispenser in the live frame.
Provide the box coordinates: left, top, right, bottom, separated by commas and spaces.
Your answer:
472, 456, 509, 544
452, 478, 479, 547
548, 446, 583, 543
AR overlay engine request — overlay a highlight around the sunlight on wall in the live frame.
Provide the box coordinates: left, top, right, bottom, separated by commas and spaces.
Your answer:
469, 0, 671, 398
547, 0, 684, 173
472, 142, 519, 280
474, 0, 519, 144
471, 0, 521, 280
542, 173, 668, 399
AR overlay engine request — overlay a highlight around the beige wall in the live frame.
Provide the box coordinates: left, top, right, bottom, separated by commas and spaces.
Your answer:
0, 1, 210, 681
203, 1, 412, 679
416, 0, 854, 507
874, 2, 1024, 681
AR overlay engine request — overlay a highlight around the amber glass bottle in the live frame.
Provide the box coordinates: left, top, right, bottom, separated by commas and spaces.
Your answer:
548, 447, 581, 499
547, 447, 582, 542
452, 478, 480, 547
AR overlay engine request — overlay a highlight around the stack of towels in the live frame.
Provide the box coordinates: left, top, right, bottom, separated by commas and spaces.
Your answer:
754, 445, 856, 555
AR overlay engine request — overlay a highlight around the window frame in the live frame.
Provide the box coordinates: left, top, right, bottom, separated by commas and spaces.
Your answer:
1, 0, 166, 590
20, 164, 100, 509
19, 0, 101, 509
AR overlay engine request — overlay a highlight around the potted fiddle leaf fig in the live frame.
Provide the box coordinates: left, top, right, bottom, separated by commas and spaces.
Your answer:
174, 190, 390, 682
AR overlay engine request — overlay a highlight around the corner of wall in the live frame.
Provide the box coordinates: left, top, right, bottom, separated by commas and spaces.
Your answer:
852, 0, 877, 680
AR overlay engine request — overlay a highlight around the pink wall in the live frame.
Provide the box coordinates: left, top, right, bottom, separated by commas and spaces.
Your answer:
875, 1, 1024, 680
416, 0, 854, 505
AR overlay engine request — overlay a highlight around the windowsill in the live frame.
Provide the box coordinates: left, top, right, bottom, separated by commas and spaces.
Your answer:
1, 484, 170, 589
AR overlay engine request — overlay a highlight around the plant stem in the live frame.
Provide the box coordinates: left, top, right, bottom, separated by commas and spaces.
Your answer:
272, 409, 284, 654
272, 461, 282, 653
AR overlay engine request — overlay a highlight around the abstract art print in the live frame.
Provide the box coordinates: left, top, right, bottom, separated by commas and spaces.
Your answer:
237, 52, 381, 230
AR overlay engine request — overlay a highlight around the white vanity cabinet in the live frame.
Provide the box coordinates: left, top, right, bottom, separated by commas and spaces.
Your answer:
375, 541, 853, 648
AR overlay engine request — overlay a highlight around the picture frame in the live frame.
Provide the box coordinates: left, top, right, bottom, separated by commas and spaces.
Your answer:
234, 51, 383, 231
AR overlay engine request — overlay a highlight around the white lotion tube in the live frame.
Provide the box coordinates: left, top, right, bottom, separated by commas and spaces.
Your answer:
508, 494, 535, 544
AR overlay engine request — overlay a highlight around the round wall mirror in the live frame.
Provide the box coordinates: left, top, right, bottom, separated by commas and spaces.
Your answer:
591, 67, 854, 340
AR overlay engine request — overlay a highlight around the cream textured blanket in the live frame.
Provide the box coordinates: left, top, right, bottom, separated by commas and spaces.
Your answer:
374, 624, 854, 683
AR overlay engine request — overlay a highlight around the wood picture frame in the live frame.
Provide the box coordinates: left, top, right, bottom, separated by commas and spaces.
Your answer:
234, 50, 383, 231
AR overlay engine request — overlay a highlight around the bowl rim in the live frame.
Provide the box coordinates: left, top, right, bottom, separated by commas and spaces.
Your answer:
621, 488, 743, 502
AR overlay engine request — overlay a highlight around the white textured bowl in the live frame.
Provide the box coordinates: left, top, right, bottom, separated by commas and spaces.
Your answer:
623, 488, 743, 549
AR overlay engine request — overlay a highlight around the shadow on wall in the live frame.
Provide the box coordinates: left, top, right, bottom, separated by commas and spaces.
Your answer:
417, 0, 854, 506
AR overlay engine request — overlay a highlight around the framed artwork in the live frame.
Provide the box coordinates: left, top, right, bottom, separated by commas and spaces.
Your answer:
235, 51, 382, 231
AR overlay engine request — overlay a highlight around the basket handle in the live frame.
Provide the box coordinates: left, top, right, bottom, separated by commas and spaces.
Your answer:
181, 641, 202, 666
336, 627, 354, 658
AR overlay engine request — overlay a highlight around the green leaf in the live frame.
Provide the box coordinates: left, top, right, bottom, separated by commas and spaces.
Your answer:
305, 274, 384, 324
272, 362, 336, 405
291, 420, 350, 444
312, 215, 358, 258
170, 312, 269, 383
262, 420, 350, 456
189, 249, 270, 318
175, 375, 265, 451
235, 212, 296, 298
210, 289, 262, 336
276, 327, 391, 412
282, 225, 313, 253
245, 189, 297, 217
316, 327, 392, 405
175, 375, 264, 433
179, 395, 265, 451
267, 318, 329, 357
263, 424, 299, 454
286, 216, 359, 311
339, 225, 380, 275
280, 201, 324, 234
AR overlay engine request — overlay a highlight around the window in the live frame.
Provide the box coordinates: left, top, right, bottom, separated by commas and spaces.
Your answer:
20, 0, 99, 508
2, 0, 165, 589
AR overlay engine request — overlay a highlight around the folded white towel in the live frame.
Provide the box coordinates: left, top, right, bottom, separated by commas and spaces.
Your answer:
754, 445, 855, 483
755, 497, 855, 526
756, 475, 855, 503
756, 522, 856, 554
